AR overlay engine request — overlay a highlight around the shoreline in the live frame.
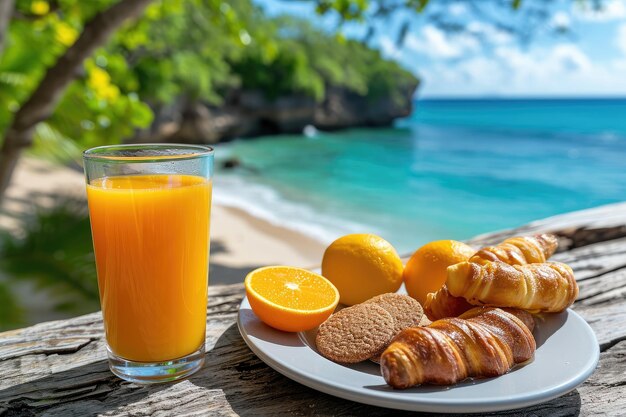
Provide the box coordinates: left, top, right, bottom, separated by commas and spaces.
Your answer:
209, 204, 326, 286
0, 157, 326, 326
214, 205, 325, 269
1, 158, 326, 268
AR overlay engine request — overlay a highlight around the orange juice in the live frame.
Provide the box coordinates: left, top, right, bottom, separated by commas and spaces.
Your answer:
87, 174, 211, 362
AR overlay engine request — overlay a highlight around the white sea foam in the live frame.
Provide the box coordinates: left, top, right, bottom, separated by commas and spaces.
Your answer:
213, 174, 372, 245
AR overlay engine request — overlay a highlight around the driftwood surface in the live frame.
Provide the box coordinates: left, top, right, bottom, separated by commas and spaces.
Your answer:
1, 202, 625, 416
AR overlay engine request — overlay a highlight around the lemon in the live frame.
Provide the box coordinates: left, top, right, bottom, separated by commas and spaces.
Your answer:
321, 234, 403, 306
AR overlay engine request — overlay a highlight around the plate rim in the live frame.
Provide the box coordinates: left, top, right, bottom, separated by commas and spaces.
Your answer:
237, 296, 600, 413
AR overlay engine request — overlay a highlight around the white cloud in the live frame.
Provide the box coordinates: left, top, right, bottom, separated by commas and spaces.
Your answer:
466, 21, 514, 45
448, 3, 467, 16
551, 11, 571, 29
379, 36, 402, 60
388, 9, 626, 97
493, 44, 592, 87
415, 43, 626, 97
551, 44, 592, 72
616, 23, 626, 54
614, 58, 626, 70
573, 0, 626, 22
405, 25, 480, 59
456, 57, 495, 83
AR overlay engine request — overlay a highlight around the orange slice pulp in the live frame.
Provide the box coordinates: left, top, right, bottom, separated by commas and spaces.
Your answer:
244, 266, 340, 332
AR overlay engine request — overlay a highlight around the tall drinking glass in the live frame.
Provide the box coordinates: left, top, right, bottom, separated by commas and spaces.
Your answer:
83, 144, 213, 383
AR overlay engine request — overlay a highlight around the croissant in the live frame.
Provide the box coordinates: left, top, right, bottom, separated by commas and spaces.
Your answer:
469, 233, 558, 265
381, 307, 535, 388
447, 261, 578, 313
424, 285, 474, 320
424, 234, 563, 319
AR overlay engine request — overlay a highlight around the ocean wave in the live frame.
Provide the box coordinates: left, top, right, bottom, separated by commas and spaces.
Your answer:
213, 174, 372, 245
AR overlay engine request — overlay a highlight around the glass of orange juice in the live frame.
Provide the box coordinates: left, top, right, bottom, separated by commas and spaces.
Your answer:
83, 144, 213, 383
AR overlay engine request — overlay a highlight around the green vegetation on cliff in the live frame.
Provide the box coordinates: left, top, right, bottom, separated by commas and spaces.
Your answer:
231, 16, 417, 104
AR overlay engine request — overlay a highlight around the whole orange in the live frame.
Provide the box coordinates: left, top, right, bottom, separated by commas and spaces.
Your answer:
322, 234, 404, 306
403, 240, 475, 304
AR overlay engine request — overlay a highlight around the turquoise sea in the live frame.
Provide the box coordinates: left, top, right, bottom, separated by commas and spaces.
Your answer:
214, 98, 626, 254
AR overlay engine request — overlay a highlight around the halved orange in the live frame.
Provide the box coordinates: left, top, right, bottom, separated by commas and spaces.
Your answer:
244, 266, 340, 332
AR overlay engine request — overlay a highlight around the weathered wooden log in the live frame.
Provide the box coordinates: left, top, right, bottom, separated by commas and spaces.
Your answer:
1, 203, 625, 416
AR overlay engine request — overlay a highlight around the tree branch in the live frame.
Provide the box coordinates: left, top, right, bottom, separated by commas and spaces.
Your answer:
0, 0, 154, 201
10, 0, 153, 135
0, 0, 16, 56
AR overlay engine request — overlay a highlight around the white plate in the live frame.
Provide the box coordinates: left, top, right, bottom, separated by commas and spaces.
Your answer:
237, 297, 599, 413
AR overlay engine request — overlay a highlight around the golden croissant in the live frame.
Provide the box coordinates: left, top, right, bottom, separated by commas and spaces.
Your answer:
381, 307, 535, 388
469, 233, 558, 265
423, 285, 474, 320
447, 261, 578, 313
424, 233, 568, 319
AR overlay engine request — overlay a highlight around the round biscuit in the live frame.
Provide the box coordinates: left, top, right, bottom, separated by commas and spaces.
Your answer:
315, 304, 395, 363
365, 293, 424, 335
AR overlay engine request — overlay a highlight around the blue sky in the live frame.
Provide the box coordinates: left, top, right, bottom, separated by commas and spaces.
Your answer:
254, 0, 626, 98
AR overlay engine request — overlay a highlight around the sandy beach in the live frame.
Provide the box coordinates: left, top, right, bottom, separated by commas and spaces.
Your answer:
0, 157, 326, 325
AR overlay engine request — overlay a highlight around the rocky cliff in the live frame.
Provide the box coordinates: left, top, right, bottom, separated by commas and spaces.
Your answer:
134, 80, 419, 143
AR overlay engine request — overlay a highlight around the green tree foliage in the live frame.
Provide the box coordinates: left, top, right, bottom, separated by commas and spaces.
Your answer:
1, 0, 155, 163
232, 17, 417, 103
